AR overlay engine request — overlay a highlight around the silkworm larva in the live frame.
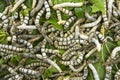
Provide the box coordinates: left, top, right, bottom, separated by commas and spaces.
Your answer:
0, 48, 15, 54
88, 63, 100, 80
80, 15, 102, 28
7, 67, 17, 75
114, 69, 120, 80
82, 66, 88, 79
85, 47, 97, 58
16, 39, 33, 49
62, 44, 81, 57
58, 8, 73, 16
75, 25, 80, 39
102, 0, 109, 28
10, 0, 25, 12
25, 62, 49, 68
3, 54, 14, 60
62, 51, 76, 60
35, 7, 45, 27
56, 10, 66, 25
95, 31, 105, 41
32, 0, 37, 8
64, 16, 77, 29
111, 46, 120, 59
108, 0, 114, 22
48, 0, 53, 6
17, 24, 37, 29
7, 74, 23, 80
44, 0, 51, 19
109, 22, 120, 29
53, 2, 84, 9
92, 38, 101, 51
23, 14, 29, 25
18, 67, 40, 76
21, 3, 27, 9
85, 12, 96, 21
104, 65, 112, 80
55, 32, 75, 41
69, 60, 86, 72
30, 0, 45, 17
0, 44, 25, 52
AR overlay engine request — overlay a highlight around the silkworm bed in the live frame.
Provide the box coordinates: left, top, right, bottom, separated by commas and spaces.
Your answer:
0, 0, 120, 80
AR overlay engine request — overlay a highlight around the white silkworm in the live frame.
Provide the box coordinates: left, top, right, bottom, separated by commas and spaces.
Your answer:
104, 65, 112, 80
3, 54, 14, 60
108, 0, 114, 21
88, 63, 100, 80
44, 1, 51, 19
7, 67, 17, 75
69, 61, 86, 72
18, 67, 40, 76
111, 46, 120, 59
30, 0, 45, 17
21, 3, 27, 9
92, 38, 101, 51
85, 12, 96, 21
56, 10, 66, 25
75, 25, 80, 39
7, 74, 23, 80
64, 16, 76, 29
32, 0, 37, 8
17, 24, 37, 29
81, 15, 102, 28
114, 69, 120, 80
25, 62, 49, 68
58, 8, 73, 16
82, 66, 88, 79
48, 0, 53, 6
10, 0, 25, 12
53, 2, 84, 9
35, 7, 45, 27
85, 47, 97, 58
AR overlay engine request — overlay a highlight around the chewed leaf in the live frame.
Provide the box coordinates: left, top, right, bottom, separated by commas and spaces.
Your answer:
90, 0, 105, 14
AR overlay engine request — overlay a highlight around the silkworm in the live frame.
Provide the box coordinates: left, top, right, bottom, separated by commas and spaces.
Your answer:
0, 44, 25, 52
80, 15, 102, 28
62, 44, 81, 57
0, 13, 9, 30
18, 67, 40, 76
48, 0, 53, 6
30, 0, 45, 17
10, 0, 25, 12
69, 60, 86, 72
92, 38, 101, 51
104, 65, 113, 80
3, 54, 14, 61
56, 10, 66, 25
108, 0, 114, 22
25, 62, 49, 68
7, 67, 17, 75
7, 74, 23, 80
85, 12, 96, 21
88, 63, 100, 80
85, 47, 97, 58
110, 46, 120, 59
95, 31, 105, 41
44, 0, 51, 19
102, 0, 109, 28
17, 24, 37, 29
82, 66, 88, 79
55, 32, 75, 41
35, 7, 45, 27
58, 8, 73, 16
114, 69, 120, 80
32, 0, 37, 9
75, 25, 80, 39
23, 14, 29, 25
53, 2, 84, 9
64, 16, 77, 29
